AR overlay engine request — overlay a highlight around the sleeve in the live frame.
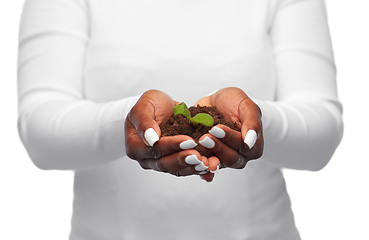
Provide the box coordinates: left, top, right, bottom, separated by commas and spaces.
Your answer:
254, 0, 344, 171
17, 0, 141, 171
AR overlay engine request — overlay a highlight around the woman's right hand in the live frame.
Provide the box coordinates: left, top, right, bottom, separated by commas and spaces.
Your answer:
125, 90, 219, 181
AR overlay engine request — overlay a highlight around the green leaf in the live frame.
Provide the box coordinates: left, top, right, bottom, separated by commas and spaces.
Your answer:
190, 113, 214, 127
173, 102, 191, 119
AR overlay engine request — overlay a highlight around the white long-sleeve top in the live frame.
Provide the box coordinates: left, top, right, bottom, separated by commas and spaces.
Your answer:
18, 0, 343, 239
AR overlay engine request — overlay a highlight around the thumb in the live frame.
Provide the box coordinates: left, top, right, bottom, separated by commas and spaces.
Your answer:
239, 98, 262, 149
127, 90, 174, 146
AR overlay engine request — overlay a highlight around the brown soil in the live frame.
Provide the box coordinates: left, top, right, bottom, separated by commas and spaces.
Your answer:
161, 105, 240, 157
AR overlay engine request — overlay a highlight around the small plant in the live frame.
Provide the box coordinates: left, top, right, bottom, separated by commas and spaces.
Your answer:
173, 102, 191, 119
173, 102, 214, 127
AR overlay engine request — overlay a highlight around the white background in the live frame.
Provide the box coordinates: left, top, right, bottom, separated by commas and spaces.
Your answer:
1, 1, 368, 239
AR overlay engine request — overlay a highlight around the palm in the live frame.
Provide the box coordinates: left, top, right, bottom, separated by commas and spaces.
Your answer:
194, 87, 263, 170
195, 88, 250, 128
125, 89, 216, 182
149, 93, 177, 128
128, 90, 176, 138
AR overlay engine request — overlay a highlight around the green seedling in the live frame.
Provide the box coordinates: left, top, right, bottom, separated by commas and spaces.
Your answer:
190, 113, 214, 127
173, 102, 214, 127
173, 102, 191, 119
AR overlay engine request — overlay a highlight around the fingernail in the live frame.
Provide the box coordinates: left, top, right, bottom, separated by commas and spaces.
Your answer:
185, 155, 201, 165
210, 165, 219, 173
195, 162, 209, 171
244, 130, 257, 149
199, 137, 215, 149
209, 126, 225, 138
144, 128, 159, 147
199, 170, 208, 175
180, 139, 197, 150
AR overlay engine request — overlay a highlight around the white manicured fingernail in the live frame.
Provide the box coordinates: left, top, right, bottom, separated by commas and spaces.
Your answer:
244, 130, 257, 149
209, 126, 225, 138
144, 128, 159, 147
210, 165, 219, 173
195, 162, 209, 171
185, 155, 201, 165
180, 140, 197, 150
199, 171, 208, 175
199, 137, 215, 149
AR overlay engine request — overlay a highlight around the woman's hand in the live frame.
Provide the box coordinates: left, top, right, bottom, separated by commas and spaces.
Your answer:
125, 90, 217, 181
195, 87, 264, 170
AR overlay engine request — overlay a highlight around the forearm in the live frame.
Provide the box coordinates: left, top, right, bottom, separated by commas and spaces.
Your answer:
17, 0, 136, 170
255, 96, 343, 171
18, 93, 140, 170
259, 0, 344, 170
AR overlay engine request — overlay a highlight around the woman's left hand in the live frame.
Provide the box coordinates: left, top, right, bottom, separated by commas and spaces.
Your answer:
195, 87, 264, 173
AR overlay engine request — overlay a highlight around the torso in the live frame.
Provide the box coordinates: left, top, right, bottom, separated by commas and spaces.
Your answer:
71, 1, 300, 239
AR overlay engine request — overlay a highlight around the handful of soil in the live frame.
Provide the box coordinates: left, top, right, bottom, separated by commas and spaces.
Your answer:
160, 105, 239, 157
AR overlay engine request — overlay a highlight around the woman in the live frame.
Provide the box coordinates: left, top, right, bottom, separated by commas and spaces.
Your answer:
18, 0, 343, 239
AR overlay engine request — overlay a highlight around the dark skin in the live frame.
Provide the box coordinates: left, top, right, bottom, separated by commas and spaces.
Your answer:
125, 90, 214, 179
125, 87, 263, 182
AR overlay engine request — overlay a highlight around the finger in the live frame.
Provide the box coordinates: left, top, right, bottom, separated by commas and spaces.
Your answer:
208, 156, 221, 173
126, 119, 198, 160
209, 125, 263, 161
138, 150, 209, 176
199, 133, 248, 169
238, 99, 262, 150
127, 90, 175, 146
199, 172, 215, 182
197, 156, 219, 182
209, 125, 245, 155
172, 155, 210, 177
